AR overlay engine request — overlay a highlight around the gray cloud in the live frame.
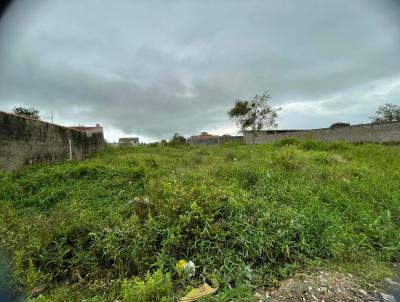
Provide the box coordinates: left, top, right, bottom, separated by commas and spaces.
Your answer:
0, 0, 399, 141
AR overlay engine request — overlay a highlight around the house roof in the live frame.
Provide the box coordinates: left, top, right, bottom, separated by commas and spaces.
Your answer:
189, 132, 219, 142
119, 137, 139, 142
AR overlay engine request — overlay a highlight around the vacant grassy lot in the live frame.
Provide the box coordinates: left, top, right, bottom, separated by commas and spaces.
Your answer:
1, 140, 399, 301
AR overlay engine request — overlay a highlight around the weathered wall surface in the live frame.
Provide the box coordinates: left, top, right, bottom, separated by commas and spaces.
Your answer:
0, 112, 105, 171
243, 121, 400, 144
219, 136, 244, 144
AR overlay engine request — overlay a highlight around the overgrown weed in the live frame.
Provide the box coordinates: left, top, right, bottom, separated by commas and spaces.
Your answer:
0, 142, 399, 301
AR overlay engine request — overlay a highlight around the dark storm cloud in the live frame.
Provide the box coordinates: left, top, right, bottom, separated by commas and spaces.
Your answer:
0, 0, 399, 140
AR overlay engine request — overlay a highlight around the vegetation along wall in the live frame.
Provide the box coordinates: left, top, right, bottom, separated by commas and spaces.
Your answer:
244, 121, 400, 144
0, 111, 105, 171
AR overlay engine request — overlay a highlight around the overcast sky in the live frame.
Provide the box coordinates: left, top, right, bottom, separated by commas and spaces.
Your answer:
0, 0, 399, 142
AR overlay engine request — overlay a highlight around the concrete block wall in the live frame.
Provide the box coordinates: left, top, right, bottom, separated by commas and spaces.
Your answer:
219, 135, 244, 144
243, 121, 400, 144
0, 112, 105, 171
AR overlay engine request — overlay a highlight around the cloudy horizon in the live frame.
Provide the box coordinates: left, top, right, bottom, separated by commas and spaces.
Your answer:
0, 0, 399, 142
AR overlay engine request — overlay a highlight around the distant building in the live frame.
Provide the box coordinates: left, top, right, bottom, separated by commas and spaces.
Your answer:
188, 132, 243, 145
219, 134, 243, 144
119, 137, 139, 147
188, 132, 220, 145
69, 124, 103, 136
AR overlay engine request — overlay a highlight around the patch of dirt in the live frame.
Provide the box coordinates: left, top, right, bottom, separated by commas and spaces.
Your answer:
253, 268, 400, 302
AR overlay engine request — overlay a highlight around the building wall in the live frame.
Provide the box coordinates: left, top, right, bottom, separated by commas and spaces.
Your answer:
219, 136, 244, 144
243, 121, 400, 144
118, 137, 139, 147
189, 138, 219, 145
119, 141, 139, 147
70, 125, 104, 135
188, 133, 243, 145
0, 112, 105, 171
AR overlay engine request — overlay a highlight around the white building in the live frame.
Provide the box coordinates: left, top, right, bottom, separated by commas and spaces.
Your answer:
118, 137, 139, 147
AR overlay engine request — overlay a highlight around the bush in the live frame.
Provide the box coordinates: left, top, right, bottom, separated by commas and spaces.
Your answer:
275, 137, 301, 147
326, 141, 351, 151
122, 270, 172, 302
301, 139, 324, 151
271, 146, 307, 171
232, 165, 259, 188
224, 151, 236, 162
311, 152, 345, 165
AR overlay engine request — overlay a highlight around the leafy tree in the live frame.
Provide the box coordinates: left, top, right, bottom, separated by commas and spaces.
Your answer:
228, 92, 281, 143
370, 103, 400, 123
169, 133, 187, 145
12, 106, 40, 120
329, 122, 350, 129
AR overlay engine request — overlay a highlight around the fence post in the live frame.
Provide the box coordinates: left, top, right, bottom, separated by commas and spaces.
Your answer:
69, 139, 72, 160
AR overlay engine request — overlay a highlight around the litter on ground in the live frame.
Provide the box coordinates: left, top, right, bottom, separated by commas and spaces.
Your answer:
180, 279, 219, 302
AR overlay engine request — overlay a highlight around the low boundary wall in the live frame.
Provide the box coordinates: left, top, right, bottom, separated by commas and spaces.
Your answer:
0, 111, 105, 171
243, 121, 400, 144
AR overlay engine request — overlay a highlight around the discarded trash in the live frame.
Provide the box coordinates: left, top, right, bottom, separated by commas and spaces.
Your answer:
180, 279, 219, 302
244, 265, 253, 280
176, 259, 195, 277
31, 287, 44, 297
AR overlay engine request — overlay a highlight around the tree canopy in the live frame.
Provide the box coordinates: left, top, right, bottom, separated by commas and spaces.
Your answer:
228, 93, 281, 136
12, 106, 40, 120
370, 103, 400, 123
169, 133, 187, 145
329, 122, 350, 129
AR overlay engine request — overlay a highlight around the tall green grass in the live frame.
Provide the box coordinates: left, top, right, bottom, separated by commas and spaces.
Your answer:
1, 141, 399, 301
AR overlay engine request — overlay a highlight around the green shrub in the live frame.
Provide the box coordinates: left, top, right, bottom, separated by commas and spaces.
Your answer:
275, 137, 301, 147
311, 152, 345, 165
301, 139, 324, 151
188, 153, 204, 165
223, 151, 236, 162
26, 296, 50, 302
82, 298, 107, 302
271, 146, 307, 171
144, 157, 159, 169
326, 141, 351, 151
232, 165, 259, 188
122, 270, 172, 302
